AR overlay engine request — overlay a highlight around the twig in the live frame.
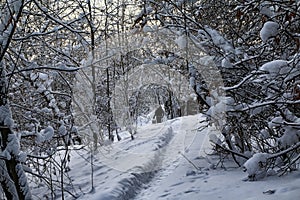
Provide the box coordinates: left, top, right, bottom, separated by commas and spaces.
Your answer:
179, 151, 201, 170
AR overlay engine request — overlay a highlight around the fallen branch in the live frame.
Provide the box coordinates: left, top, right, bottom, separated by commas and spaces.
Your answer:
215, 143, 250, 160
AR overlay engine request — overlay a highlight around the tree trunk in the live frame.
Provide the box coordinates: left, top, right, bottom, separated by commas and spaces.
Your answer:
1, 65, 31, 199
0, 127, 28, 199
0, 2, 31, 194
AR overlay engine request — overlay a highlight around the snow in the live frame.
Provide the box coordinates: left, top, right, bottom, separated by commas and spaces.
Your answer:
142, 25, 153, 33
259, 4, 274, 18
260, 21, 279, 42
206, 95, 233, 128
58, 124, 67, 136
204, 27, 234, 53
16, 163, 32, 199
31, 114, 300, 199
221, 57, 233, 68
0, 104, 14, 128
38, 72, 48, 81
17, 152, 27, 163
259, 59, 300, 82
175, 35, 188, 49
13, 0, 22, 13
243, 153, 270, 180
260, 60, 288, 75
278, 126, 300, 150
209, 133, 221, 145
36, 126, 54, 143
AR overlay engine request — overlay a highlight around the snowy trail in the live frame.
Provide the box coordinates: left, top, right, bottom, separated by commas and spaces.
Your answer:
63, 114, 207, 200
55, 114, 300, 200
134, 114, 210, 200
64, 116, 184, 199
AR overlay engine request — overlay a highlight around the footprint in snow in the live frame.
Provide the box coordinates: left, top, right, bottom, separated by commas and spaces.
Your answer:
263, 189, 276, 195
158, 192, 171, 198
170, 181, 184, 187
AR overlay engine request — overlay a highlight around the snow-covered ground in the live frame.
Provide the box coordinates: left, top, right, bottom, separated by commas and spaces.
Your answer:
42, 114, 300, 199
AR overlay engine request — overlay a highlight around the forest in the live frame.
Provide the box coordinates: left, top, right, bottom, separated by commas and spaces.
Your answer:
0, 0, 300, 199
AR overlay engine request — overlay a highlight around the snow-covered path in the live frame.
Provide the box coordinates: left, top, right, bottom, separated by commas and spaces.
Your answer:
134, 114, 213, 200
134, 115, 300, 200
64, 114, 207, 199
55, 114, 300, 200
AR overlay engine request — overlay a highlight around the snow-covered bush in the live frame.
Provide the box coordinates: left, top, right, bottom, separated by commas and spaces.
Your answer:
243, 153, 269, 181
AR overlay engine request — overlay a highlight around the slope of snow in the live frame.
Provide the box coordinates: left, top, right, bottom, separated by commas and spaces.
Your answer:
32, 114, 300, 199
